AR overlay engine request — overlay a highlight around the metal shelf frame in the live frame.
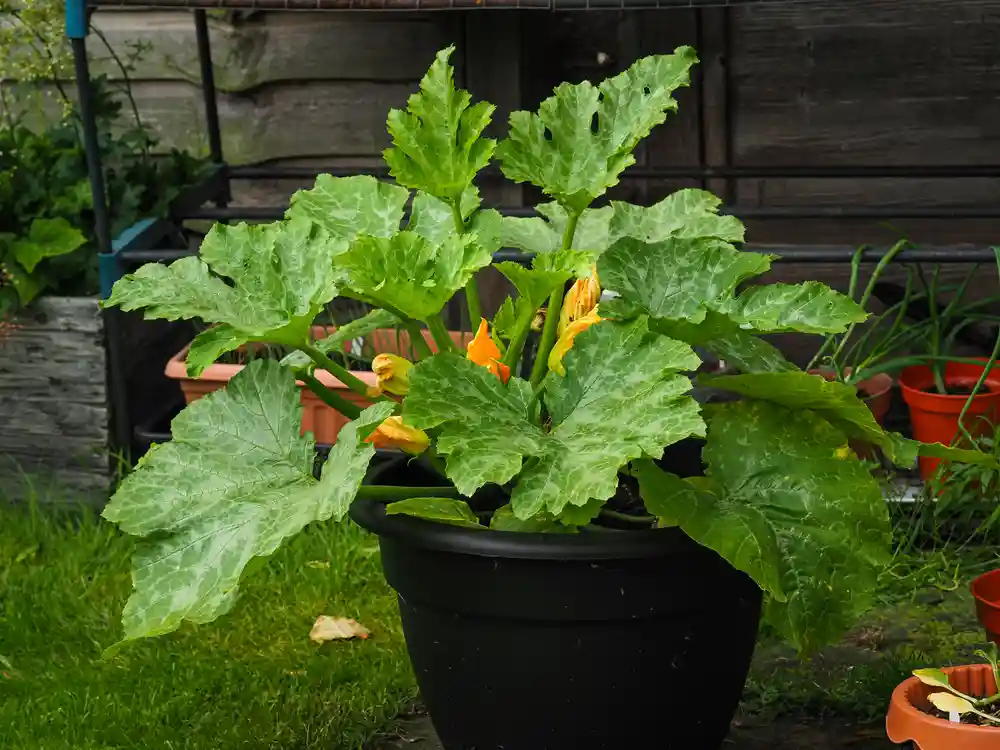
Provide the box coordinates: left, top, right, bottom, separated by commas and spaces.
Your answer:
66, 0, 1000, 455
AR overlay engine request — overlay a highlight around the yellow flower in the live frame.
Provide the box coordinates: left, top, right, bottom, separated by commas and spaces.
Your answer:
834, 445, 852, 460
548, 307, 602, 376
364, 416, 430, 455
467, 318, 511, 384
368, 353, 412, 397
557, 265, 600, 337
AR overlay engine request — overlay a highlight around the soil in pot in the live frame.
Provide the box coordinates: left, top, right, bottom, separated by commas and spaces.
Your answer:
886, 664, 1000, 749
899, 360, 1000, 480
351, 453, 762, 750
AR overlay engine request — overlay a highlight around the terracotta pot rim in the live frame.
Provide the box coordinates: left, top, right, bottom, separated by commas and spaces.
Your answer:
972, 569, 1000, 609
886, 664, 1000, 748
899, 360, 1000, 404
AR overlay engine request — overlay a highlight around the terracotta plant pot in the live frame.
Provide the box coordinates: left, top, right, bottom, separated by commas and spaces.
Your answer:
165, 327, 468, 444
972, 570, 1000, 646
899, 360, 1000, 480
808, 368, 894, 424
886, 664, 1000, 749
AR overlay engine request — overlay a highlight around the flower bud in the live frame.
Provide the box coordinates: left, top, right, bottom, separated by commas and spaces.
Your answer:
370, 353, 412, 397
364, 416, 430, 455
548, 307, 601, 376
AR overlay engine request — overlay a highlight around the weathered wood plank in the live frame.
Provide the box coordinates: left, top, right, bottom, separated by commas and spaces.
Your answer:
90, 11, 458, 90
128, 79, 412, 163
0, 297, 109, 502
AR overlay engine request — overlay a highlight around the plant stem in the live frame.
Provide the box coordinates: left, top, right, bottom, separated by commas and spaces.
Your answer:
501, 299, 539, 370
355, 485, 462, 502
299, 344, 391, 402
451, 200, 482, 326
954, 248, 1000, 446
402, 322, 434, 360
529, 210, 582, 387
427, 315, 459, 355
828, 240, 908, 371
299, 372, 363, 420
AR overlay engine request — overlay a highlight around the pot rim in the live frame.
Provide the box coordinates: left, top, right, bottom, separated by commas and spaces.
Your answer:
349, 497, 704, 561
973, 569, 1000, 611
899, 360, 1000, 402
887, 664, 1000, 746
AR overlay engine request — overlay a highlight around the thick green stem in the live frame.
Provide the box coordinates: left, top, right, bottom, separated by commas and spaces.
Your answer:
451, 200, 482, 326
529, 210, 582, 387
402, 322, 434, 360
355, 485, 461, 501
427, 315, 460, 355
299, 372, 363, 420
299, 344, 390, 402
501, 300, 539, 371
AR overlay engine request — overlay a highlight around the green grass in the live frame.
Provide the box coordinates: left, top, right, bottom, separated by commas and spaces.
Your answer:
0, 495, 416, 750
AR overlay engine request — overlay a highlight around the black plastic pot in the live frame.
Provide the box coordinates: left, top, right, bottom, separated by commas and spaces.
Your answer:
350, 485, 763, 750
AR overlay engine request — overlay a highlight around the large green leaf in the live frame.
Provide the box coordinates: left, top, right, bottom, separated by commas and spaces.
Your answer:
496, 47, 698, 212
102, 359, 392, 643
106, 218, 345, 375
406, 319, 704, 518
599, 236, 772, 323
600, 235, 864, 336
720, 282, 868, 334
384, 46, 495, 202
337, 231, 493, 322
405, 357, 546, 496
705, 371, 999, 469
652, 312, 797, 374
514, 319, 703, 518
285, 174, 407, 243
700, 399, 891, 653
500, 203, 612, 255
12, 217, 86, 273
607, 189, 745, 246
634, 461, 786, 601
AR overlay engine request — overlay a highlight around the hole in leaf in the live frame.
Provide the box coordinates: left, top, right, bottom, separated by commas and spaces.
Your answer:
590, 112, 600, 134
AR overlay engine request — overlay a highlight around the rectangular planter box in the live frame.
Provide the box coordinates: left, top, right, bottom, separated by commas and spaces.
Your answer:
166, 327, 470, 445
0, 297, 109, 503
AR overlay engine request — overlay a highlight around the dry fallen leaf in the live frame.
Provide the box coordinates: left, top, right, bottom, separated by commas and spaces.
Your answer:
309, 616, 371, 643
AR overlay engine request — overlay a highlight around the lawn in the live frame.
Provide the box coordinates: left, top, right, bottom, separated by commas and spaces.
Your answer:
0, 486, 417, 750
3, 477, 999, 750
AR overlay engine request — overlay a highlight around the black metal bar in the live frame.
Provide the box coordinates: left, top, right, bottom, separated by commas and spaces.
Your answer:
72, 35, 132, 459
129, 244, 999, 266
90, 0, 832, 10
194, 9, 224, 165
229, 163, 1000, 181
175, 203, 1000, 221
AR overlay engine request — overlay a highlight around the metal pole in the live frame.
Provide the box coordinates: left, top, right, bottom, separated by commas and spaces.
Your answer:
194, 9, 224, 165
67, 2, 132, 462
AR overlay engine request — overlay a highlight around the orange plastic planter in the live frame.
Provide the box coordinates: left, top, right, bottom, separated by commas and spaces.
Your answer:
898, 360, 1000, 480
972, 569, 1000, 646
886, 664, 1000, 749
166, 327, 468, 444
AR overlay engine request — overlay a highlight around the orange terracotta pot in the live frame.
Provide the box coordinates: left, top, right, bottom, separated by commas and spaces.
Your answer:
899, 360, 1000, 480
165, 327, 469, 444
886, 664, 1000, 749
972, 569, 1000, 646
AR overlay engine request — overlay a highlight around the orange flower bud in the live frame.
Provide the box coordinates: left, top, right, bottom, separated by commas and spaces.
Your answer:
369, 353, 412, 397
364, 416, 430, 455
557, 265, 600, 338
466, 318, 511, 384
548, 307, 601, 377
